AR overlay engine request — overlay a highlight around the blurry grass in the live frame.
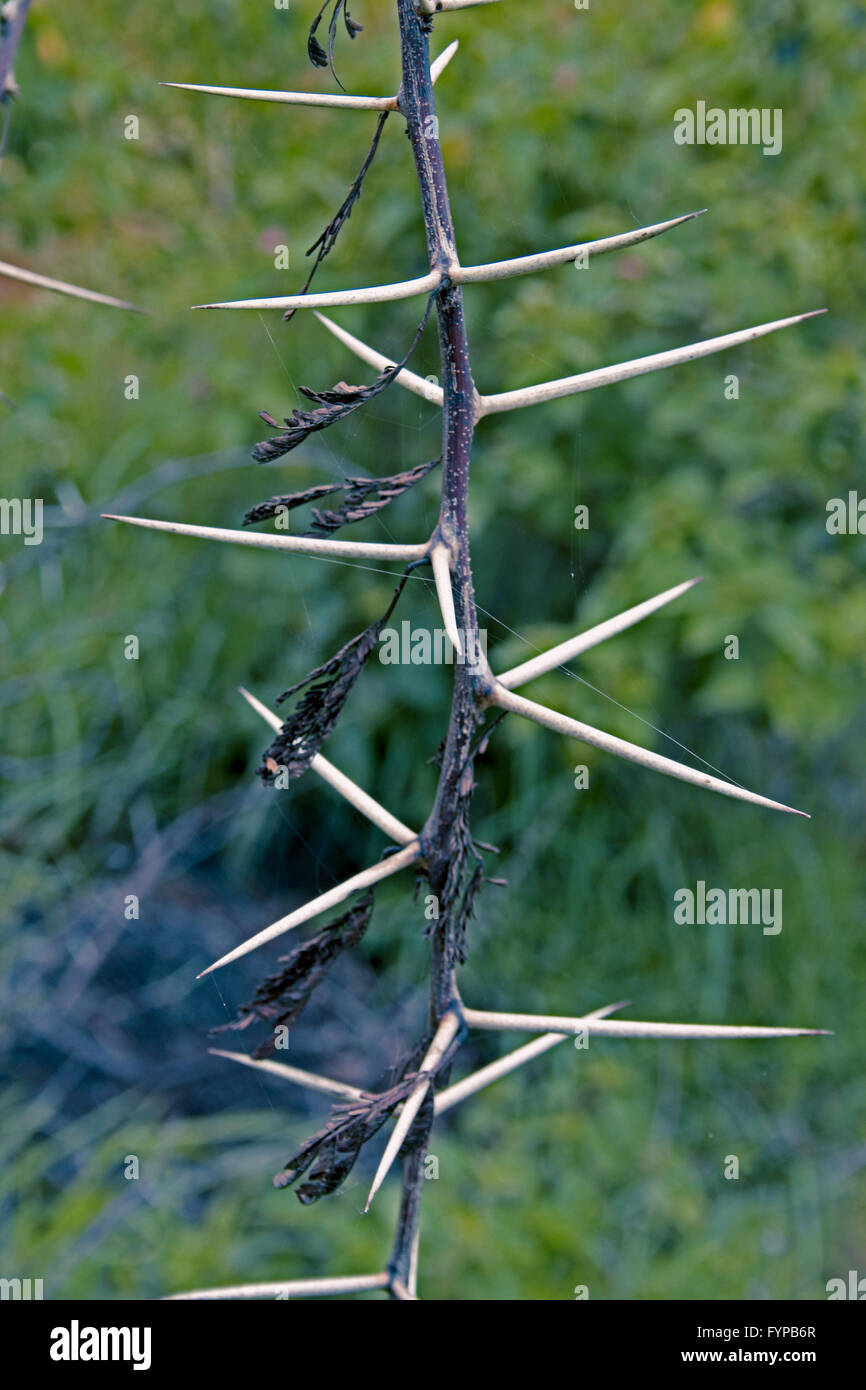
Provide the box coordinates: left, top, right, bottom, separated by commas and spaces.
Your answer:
1, 0, 864, 1299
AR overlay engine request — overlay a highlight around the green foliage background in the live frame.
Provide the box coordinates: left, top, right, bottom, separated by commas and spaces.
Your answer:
1, 0, 863, 1299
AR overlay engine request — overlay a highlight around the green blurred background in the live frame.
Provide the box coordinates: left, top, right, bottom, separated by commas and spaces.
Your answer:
1, 0, 864, 1300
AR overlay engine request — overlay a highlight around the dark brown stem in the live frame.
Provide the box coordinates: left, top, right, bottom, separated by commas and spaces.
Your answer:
387, 0, 485, 1284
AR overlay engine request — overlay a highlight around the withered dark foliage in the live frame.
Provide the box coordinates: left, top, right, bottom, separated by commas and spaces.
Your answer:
211, 891, 374, 1058
307, 0, 362, 89
284, 111, 390, 321
307, 458, 439, 536
242, 458, 439, 532
252, 295, 434, 464
258, 572, 410, 783
274, 1030, 460, 1204
241, 480, 343, 528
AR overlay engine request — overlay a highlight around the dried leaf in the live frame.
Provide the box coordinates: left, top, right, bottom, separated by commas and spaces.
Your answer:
252, 295, 434, 463
211, 891, 374, 1055
285, 110, 389, 321
307, 458, 439, 536
258, 572, 409, 782
242, 481, 344, 528
274, 1029, 459, 1204
275, 1078, 410, 1203
307, 2, 330, 69
307, 0, 363, 90
342, 2, 363, 39
243, 459, 437, 530
307, 31, 328, 68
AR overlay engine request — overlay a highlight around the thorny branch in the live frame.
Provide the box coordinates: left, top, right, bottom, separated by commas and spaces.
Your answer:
382, 0, 487, 1281
99, 0, 830, 1301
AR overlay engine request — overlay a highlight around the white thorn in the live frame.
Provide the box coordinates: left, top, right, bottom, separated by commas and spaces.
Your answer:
101, 513, 429, 564
407, 1228, 421, 1297
161, 81, 397, 111
212, 212, 702, 315
434, 1000, 630, 1114
430, 542, 463, 658
198, 841, 422, 977
477, 310, 827, 416
490, 684, 809, 818
419, 0, 503, 11
496, 577, 703, 690
238, 687, 418, 845
161, 44, 456, 114
309, 757, 417, 843
0, 258, 143, 312
208, 1049, 364, 1101
365, 1011, 461, 1212
389, 1278, 418, 1300
314, 311, 444, 405
193, 271, 441, 313
462, 1008, 831, 1041
163, 1272, 391, 1300
237, 686, 286, 735
429, 39, 459, 85
454, 211, 706, 286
